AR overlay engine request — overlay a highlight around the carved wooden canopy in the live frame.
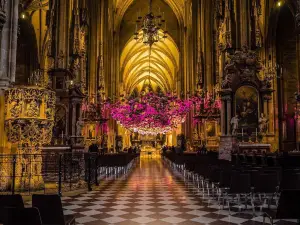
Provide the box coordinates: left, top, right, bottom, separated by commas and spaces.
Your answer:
221, 46, 264, 92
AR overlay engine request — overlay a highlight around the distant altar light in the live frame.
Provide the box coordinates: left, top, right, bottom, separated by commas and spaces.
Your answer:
277, 1, 282, 7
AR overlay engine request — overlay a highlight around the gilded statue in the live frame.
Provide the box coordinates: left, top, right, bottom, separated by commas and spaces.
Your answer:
27, 100, 39, 117
10, 102, 22, 118
193, 130, 199, 140
45, 108, 53, 119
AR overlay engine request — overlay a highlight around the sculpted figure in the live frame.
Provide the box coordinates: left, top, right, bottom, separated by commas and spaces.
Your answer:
230, 115, 239, 135
10, 102, 22, 118
259, 113, 268, 133
27, 100, 39, 117
76, 120, 84, 136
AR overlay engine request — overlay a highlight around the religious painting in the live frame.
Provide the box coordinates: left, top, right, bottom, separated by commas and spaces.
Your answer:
235, 86, 258, 129
205, 121, 217, 137
86, 124, 96, 140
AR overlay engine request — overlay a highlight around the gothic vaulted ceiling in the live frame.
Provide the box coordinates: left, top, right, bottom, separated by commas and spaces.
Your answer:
119, 0, 180, 94
120, 30, 179, 94
20, 0, 48, 12
118, 0, 180, 50
115, 0, 184, 29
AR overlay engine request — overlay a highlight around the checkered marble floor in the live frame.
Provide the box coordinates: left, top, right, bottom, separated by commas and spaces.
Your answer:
60, 157, 298, 225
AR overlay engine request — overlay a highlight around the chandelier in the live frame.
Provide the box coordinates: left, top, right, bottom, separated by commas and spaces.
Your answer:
110, 47, 191, 135
110, 91, 191, 135
134, 0, 167, 46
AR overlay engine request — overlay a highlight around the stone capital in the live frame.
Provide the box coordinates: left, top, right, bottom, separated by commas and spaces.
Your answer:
0, 77, 10, 92
221, 96, 232, 102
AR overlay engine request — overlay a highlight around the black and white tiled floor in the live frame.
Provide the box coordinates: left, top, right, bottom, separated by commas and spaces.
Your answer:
60, 157, 298, 225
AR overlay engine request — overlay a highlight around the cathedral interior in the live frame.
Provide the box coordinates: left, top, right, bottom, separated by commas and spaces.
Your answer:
0, 0, 300, 224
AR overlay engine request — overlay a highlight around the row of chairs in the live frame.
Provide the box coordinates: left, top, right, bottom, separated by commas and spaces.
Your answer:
0, 194, 74, 225
163, 152, 300, 224
97, 153, 138, 176
232, 153, 300, 168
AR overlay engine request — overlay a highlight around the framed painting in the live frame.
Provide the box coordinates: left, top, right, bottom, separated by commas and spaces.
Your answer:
235, 86, 259, 129
86, 124, 96, 140
205, 121, 217, 137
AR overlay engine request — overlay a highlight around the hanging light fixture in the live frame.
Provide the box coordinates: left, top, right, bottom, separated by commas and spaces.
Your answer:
134, 0, 168, 46
109, 47, 191, 135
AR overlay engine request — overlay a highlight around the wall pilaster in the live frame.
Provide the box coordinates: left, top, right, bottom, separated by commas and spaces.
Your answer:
0, 0, 19, 154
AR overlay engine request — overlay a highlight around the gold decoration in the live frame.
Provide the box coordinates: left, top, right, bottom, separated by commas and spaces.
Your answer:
4, 86, 55, 146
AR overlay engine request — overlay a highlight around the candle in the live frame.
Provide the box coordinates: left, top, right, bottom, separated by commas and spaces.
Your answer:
242, 128, 244, 137
256, 128, 257, 137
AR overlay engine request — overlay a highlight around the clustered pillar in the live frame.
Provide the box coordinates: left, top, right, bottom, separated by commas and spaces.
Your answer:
0, 0, 19, 154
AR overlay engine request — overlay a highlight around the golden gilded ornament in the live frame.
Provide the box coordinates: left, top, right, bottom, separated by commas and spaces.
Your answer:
4, 86, 55, 146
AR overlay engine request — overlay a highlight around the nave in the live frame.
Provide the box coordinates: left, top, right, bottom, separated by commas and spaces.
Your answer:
57, 157, 297, 225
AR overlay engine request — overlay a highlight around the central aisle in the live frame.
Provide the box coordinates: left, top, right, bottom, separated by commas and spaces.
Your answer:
62, 157, 275, 225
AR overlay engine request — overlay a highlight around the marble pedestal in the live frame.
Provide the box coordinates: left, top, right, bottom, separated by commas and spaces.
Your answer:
218, 135, 238, 161
70, 136, 85, 152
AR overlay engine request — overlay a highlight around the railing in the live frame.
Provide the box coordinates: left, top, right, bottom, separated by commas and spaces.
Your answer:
0, 153, 138, 196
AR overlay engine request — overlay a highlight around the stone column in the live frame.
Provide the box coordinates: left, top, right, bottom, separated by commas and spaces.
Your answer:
0, 0, 19, 154
239, 0, 250, 46
221, 98, 226, 135
71, 103, 76, 136
263, 97, 269, 132
0, 89, 7, 154
0, 0, 18, 84
226, 97, 232, 135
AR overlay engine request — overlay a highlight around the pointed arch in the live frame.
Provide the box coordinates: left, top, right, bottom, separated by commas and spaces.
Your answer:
120, 30, 179, 93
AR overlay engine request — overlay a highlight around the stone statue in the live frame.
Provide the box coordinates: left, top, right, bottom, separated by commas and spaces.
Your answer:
230, 115, 239, 135
259, 113, 268, 133
76, 120, 84, 136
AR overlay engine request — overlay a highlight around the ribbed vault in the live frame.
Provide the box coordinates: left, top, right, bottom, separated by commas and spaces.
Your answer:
120, 30, 179, 93
115, 0, 184, 29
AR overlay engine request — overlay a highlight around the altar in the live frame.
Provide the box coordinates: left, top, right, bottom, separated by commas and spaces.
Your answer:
217, 47, 274, 161
238, 143, 271, 154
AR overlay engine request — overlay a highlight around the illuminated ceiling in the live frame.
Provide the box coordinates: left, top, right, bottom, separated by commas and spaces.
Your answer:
20, 0, 48, 12
118, 0, 180, 50
115, 0, 184, 30
120, 30, 179, 93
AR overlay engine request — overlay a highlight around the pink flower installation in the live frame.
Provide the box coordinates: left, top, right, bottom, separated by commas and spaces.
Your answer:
109, 92, 192, 135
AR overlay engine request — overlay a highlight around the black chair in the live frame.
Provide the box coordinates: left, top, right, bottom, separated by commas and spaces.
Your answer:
225, 172, 252, 213
280, 172, 300, 190
252, 173, 279, 209
4, 207, 42, 225
0, 195, 24, 223
32, 194, 75, 225
263, 190, 300, 225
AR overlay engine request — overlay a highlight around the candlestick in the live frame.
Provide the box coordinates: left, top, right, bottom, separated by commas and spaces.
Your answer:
255, 128, 258, 143
241, 128, 244, 142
